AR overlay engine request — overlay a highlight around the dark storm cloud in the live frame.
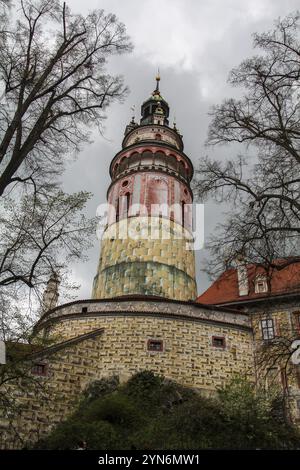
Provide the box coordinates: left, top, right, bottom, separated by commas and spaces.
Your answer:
61, 0, 300, 300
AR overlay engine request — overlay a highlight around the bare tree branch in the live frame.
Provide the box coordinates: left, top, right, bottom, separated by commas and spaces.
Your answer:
194, 12, 300, 276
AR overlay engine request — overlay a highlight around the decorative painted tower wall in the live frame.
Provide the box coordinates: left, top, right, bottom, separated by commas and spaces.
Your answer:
92, 77, 197, 301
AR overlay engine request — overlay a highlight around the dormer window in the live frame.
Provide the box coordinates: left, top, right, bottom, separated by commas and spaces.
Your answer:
255, 275, 268, 293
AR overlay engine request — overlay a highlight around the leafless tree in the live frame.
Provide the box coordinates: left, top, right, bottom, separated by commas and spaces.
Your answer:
0, 0, 132, 410
0, 0, 132, 313
194, 12, 300, 277
0, 187, 96, 314
0, 0, 132, 317
0, 0, 132, 196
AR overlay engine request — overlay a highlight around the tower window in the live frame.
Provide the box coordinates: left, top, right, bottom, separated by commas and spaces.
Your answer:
82, 307, 88, 313
119, 156, 128, 172
212, 336, 226, 349
181, 201, 186, 227
155, 133, 162, 140
125, 192, 131, 217
31, 363, 47, 376
122, 180, 129, 187
116, 197, 120, 222
261, 318, 275, 340
179, 161, 188, 179
147, 339, 163, 352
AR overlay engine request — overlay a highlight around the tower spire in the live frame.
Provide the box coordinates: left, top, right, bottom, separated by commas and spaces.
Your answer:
155, 68, 160, 91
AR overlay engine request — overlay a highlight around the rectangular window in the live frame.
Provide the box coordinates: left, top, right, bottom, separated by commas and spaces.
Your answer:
212, 336, 226, 349
280, 368, 288, 390
31, 363, 47, 376
293, 312, 300, 333
147, 339, 163, 352
81, 307, 88, 313
261, 318, 275, 340
296, 366, 300, 389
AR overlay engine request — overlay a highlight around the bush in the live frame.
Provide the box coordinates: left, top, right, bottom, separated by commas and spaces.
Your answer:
35, 372, 300, 450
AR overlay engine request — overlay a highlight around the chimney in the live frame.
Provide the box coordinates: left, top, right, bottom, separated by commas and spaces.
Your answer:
235, 256, 249, 296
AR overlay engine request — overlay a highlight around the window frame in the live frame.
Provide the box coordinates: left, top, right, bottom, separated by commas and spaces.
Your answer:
261, 318, 275, 340
212, 336, 226, 349
293, 312, 300, 333
31, 363, 48, 377
147, 339, 164, 352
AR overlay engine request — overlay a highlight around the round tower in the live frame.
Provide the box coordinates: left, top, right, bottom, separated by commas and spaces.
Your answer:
92, 76, 197, 301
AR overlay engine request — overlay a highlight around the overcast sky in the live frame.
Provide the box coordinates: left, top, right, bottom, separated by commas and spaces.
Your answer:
61, 0, 300, 301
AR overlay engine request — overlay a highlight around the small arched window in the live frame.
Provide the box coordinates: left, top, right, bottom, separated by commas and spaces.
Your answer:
155, 151, 166, 168
168, 155, 178, 171
141, 151, 153, 166
179, 160, 186, 176
155, 133, 162, 141
128, 152, 140, 169
119, 156, 128, 172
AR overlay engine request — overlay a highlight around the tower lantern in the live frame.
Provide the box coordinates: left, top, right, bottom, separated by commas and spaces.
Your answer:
92, 77, 197, 301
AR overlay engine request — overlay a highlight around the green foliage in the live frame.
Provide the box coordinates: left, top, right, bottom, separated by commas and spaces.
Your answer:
37, 420, 118, 450
82, 376, 119, 404
35, 371, 300, 450
216, 376, 299, 449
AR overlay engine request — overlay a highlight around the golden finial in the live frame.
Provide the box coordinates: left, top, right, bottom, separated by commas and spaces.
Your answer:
155, 68, 160, 91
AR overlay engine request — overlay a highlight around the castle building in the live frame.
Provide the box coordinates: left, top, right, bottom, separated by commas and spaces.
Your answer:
1, 79, 300, 448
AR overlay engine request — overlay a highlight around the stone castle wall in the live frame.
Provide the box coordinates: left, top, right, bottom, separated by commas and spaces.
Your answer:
1, 300, 254, 448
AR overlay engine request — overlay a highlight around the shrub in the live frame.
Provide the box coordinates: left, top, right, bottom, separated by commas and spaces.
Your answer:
35, 372, 300, 450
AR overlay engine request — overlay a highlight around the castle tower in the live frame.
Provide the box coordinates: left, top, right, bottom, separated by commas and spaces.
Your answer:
42, 272, 60, 313
92, 76, 197, 301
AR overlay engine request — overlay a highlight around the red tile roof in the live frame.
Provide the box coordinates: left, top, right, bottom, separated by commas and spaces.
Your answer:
197, 261, 300, 305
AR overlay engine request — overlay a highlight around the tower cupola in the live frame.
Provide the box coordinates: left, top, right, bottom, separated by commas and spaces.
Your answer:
140, 74, 170, 126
